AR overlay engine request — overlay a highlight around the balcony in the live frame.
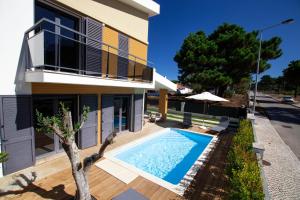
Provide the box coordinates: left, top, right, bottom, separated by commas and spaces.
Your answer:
25, 18, 154, 88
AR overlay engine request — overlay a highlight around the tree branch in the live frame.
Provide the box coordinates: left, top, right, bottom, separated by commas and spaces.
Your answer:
50, 124, 68, 144
83, 133, 115, 172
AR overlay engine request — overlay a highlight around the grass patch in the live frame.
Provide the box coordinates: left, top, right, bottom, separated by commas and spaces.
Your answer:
226, 120, 264, 200
167, 113, 218, 125
147, 107, 220, 125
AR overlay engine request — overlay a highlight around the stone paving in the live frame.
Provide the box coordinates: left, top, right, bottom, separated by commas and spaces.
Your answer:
253, 113, 300, 200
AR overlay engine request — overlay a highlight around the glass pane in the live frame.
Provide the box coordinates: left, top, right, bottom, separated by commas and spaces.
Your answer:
33, 99, 55, 157
121, 97, 129, 131
60, 36, 79, 71
114, 98, 121, 133
44, 31, 56, 67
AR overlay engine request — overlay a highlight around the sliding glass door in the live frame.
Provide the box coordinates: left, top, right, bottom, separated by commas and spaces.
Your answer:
113, 96, 130, 133
33, 96, 77, 158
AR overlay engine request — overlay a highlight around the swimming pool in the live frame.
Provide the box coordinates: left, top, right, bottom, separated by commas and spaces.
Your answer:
115, 128, 213, 185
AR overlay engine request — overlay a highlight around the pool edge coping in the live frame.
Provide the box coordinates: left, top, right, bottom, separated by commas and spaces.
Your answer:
100, 128, 218, 196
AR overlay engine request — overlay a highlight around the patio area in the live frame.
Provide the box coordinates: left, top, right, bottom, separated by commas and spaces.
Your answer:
0, 120, 233, 200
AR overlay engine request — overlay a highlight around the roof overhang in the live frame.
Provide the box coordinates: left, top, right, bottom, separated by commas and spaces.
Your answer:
154, 72, 177, 91
25, 70, 155, 89
117, 0, 160, 16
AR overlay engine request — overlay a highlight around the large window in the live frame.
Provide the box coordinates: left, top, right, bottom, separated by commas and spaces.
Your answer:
35, 1, 80, 71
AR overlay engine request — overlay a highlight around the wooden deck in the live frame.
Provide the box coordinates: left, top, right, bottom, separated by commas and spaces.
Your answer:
0, 121, 233, 200
0, 164, 183, 200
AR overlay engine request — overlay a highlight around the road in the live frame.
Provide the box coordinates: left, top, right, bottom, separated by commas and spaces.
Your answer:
255, 93, 300, 160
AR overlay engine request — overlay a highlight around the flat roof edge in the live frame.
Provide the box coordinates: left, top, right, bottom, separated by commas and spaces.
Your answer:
117, 0, 160, 16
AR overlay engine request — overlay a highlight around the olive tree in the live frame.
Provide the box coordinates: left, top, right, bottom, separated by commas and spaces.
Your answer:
36, 102, 115, 200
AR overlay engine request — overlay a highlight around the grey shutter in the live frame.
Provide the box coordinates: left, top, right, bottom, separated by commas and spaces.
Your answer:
78, 95, 98, 149
0, 96, 34, 175
133, 94, 143, 132
118, 34, 128, 79
101, 95, 114, 142
85, 17, 102, 76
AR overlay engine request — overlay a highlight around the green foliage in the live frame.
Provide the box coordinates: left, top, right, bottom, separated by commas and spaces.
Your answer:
230, 161, 264, 200
233, 77, 251, 94
227, 120, 264, 200
224, 89, 235, 98
283, 60, 300, 97
36, 102, 90, 141
174, 23, 282, 95
258, 75, 276, 91
0, 152, 8, 163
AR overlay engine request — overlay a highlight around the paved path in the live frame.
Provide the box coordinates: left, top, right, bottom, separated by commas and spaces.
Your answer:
255, 94, 300, 160
253, 113, 300, 200
249, 92, 300, 161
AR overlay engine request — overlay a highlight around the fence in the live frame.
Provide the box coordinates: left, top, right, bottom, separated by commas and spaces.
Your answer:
147, 98, 247, 119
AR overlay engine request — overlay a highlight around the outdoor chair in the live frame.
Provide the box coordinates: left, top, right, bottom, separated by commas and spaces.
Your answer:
144, 111, 151, 119
149, 112, 162, 123
182, 112, 192, 128
210, 116, 230, 132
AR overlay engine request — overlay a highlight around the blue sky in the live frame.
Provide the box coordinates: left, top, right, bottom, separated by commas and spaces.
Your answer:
148, 0, 300, 81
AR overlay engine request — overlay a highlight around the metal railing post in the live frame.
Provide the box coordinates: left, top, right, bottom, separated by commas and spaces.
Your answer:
106, 46, 110, 78
133, 57, 136, 81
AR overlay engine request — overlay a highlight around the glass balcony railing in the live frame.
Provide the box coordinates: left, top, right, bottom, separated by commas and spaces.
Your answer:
25, 18, 154, 83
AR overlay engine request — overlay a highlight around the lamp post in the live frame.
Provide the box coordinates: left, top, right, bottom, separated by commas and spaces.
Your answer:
252, 18, 294, 114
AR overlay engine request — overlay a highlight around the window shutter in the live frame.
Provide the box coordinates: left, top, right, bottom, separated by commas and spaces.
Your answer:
85, 17, 102, 76
0, 96, 34, 175
78, 95, 98, 149
101, 95, 114, 142
133, 94, 143, 132
117, 33, 129, 78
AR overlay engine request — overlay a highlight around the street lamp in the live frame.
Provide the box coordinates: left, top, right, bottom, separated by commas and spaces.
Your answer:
252, 18, 294, 114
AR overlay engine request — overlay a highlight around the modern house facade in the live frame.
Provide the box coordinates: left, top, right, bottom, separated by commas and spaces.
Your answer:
0, 0, 176, 176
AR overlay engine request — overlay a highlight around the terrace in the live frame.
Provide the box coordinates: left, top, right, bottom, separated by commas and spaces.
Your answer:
24, 18, 154, 89
0, 120, 233, 200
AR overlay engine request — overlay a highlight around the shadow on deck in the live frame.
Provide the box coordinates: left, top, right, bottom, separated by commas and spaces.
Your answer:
183, 132, 233, 200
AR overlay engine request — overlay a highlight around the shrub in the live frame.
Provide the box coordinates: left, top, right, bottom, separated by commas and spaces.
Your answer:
224, 89, 235, 98
0, 152, 8, 163
227, 120, 264, 200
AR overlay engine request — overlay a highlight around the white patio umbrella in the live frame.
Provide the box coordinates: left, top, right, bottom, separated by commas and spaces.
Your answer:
186, 92, 229, 129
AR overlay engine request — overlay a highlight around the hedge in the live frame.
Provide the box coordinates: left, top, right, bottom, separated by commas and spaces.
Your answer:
227, 120, 264, 200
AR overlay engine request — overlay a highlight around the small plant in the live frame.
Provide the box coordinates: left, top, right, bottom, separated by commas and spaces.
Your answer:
0, 152, 8, 163
226, 119, 264, 200
36, 102, 115, 200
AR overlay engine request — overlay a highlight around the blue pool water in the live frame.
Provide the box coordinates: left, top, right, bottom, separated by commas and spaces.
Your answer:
115, 129, 213, 185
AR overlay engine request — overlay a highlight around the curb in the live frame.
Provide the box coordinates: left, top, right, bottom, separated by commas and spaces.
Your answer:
250, 119, 271, 200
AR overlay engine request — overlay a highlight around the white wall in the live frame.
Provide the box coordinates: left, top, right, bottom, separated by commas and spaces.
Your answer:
0, 0, 34, 95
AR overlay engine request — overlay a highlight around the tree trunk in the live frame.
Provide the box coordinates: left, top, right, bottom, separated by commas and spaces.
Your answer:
62, 140, 92, 200
218, 86, 226, 97
294, 86, 298, 98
